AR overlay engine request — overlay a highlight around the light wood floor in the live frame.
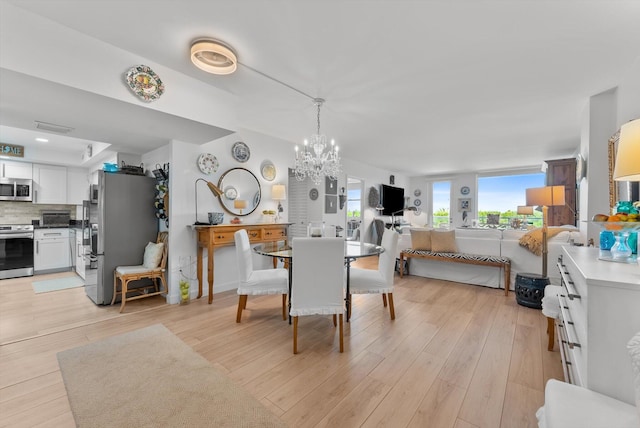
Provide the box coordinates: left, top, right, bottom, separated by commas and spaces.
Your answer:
0, 260, 563, 428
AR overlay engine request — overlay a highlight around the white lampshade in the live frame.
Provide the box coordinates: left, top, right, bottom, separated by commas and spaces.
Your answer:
526, 186, 566, 207
613, 118, 640, 181
272, 184, 286, 201
517, 206, 534, 215
233, 199, 247, 209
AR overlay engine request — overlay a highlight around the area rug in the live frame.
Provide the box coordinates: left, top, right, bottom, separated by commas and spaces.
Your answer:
32, 276, 84, 293
57, 324, 286, 428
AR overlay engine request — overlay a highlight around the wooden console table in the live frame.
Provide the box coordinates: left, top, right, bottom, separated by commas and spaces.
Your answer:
194, 223, 290, 303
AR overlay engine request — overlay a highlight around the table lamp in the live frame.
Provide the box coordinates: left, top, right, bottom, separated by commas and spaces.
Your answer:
525, 185, 566, 277
234, 199, 247, 215
613, 118, 640, 181
517, 205, 534, 229
195, 178, 223, 225
272, 184, 286, 222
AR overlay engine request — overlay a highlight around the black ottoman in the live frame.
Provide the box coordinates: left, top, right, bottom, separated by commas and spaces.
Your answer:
515, 272, 550, 309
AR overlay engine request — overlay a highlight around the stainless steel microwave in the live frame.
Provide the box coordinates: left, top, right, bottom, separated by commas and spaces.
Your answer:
0, 178, 32, 201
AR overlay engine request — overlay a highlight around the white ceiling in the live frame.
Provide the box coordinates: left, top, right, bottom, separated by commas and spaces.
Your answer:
1, 1, 639, 176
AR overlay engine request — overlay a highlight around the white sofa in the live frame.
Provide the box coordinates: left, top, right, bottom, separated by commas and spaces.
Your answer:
397, 227, 583, 290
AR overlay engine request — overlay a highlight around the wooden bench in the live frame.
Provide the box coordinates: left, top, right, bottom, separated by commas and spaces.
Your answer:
399, 249, 511, 296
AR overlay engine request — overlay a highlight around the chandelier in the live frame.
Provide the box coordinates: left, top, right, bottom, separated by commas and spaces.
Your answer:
294, 98, 341, 185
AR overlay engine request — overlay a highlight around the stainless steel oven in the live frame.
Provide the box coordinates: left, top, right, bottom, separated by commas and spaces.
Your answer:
0, 178, 33, 202
0, 224, 34, 279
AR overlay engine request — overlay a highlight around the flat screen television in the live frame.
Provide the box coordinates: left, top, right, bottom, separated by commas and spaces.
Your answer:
380, 184, 405, 216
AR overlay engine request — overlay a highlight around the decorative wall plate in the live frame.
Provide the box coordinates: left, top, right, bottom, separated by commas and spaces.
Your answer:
224, 186, 238, 200
197, 153, 218, 174
414, 189, 421, 197
126, 65, 164, 102
232, 142, 250, 162
414, 199, 422, 206
460, 186, 470, 195
261, 161, 276, 181
309, 188, 319, 201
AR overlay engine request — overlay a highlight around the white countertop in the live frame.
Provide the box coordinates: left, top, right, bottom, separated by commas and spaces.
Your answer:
562, 246, 640, 289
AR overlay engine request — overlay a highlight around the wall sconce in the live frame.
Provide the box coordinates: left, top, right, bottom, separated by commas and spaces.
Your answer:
272, 184, 286, 222
339, 187, 346, 210
195, 178, 223, 225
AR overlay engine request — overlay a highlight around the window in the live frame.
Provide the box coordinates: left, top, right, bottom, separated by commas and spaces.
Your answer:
432, 181, 451, 227
478, 172, 545, 227
346, 177, 362, 240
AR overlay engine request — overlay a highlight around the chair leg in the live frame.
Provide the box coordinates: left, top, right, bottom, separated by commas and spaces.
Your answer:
348, 294, 352, 318
282, 294, 287, 320
293, 316, 299, 354
547, 317, 555, 351
339, 314, 344, 353
388, 293, 395, 320
119, 279, 129, 313
236, 295, 248, 323
333, 314, 337, 327
112, 272, 118, 306
382, 294, 388, 307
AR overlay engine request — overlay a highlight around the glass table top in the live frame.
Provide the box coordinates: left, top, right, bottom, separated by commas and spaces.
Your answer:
253, 240, 384, 259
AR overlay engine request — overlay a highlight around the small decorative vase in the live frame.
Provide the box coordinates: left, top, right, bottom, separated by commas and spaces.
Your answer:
610, 232, 632, 260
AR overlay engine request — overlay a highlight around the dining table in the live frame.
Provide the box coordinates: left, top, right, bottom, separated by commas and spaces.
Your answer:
253, 239, 385, 322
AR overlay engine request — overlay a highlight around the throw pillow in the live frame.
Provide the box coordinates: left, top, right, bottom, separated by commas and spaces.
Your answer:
627, 331, 640, 420
431, 230, 458, 253
143, 242, 164, 269
411, 229, 431, 250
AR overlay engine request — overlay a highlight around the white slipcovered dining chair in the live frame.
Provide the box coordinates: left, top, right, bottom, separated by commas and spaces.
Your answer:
290, 237, 345, 354
234, 229, 288, 323
542, 284, 563, 351
348, 228, 399, 320
536, 331, 640, 428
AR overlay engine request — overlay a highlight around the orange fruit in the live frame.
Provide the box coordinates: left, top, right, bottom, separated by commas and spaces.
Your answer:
607, 214, 621, 222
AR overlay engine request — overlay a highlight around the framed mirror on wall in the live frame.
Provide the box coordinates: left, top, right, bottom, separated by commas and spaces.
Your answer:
217, 167, 261, 216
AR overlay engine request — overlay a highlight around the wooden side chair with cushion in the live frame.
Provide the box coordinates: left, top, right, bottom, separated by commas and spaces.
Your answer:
112, 231, 168, 313
234, 229, 288, 323
349, 228, 399, 320
290, 237, 345, 354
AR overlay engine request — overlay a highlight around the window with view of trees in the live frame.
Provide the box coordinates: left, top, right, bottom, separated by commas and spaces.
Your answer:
478, 172, 545, 227
432, 181, 451, 227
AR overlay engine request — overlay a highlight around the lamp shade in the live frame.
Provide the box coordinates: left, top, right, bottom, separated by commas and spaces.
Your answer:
234, 199, 247, 209
272, 184, 286, 201
517, 206, 534, 215
613, 118, 640, 181
525, 186, 565, 207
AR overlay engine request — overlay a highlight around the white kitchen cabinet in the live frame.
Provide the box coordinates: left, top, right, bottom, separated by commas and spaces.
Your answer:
556, 246, 640, 405
34, 228, 71, 273
32, 163, 67, 204
1, 160, 32, 179
67, 168, 89, 205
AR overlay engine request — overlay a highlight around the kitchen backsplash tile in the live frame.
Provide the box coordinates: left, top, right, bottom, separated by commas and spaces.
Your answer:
0, 202, 78, 225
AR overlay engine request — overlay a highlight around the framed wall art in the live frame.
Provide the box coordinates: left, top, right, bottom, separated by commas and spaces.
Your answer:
458, 198, 471, 212
325, 176, 337, 195
325, 195, 337, 214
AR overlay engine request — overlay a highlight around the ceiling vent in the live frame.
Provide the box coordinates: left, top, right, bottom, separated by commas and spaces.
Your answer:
34, 120, 74, 134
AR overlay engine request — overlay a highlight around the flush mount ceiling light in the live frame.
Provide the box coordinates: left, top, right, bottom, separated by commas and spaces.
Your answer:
190, 39, 237, 75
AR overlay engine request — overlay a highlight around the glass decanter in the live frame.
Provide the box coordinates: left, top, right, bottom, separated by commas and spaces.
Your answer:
610, 231, 632, 260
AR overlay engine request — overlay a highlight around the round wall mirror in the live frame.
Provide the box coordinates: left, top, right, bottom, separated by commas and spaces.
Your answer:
217, 167, 261, 216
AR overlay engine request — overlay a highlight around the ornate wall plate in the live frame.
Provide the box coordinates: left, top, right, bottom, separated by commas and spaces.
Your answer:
232, 142, 250, 162
414, 199, 422, 206
126, 65, 165, 102
309, 188, 319, 201
197, 153, 218, 174
460, 186, 470, 195
414, 189, 421, 197
261, 161, 276, 181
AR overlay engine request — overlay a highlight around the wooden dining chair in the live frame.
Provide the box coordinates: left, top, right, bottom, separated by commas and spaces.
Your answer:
348, 228, 399, 320
290, 237, 345, 354
112, 231, 168, 313
234, 229, 288, 323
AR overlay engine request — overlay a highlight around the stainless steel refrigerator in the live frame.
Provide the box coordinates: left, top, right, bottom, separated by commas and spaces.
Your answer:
85, 171, 158, 305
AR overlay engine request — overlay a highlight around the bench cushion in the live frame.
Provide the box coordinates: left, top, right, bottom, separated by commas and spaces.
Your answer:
402, 249, 510, 265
